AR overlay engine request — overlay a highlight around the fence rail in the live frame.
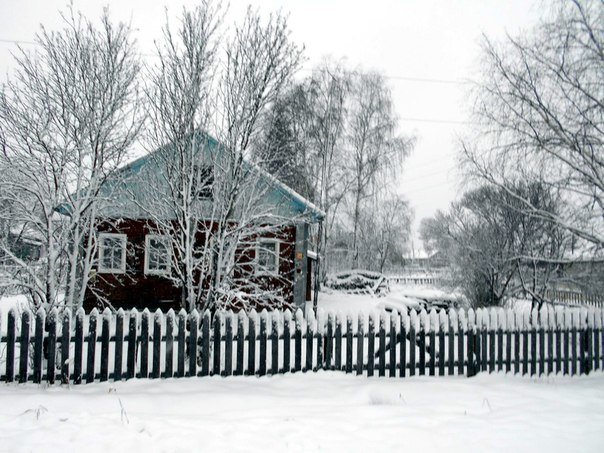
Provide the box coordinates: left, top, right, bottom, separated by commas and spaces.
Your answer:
387, 275, 440, 285
545, 289, 604, 308
1, 305, 603, 384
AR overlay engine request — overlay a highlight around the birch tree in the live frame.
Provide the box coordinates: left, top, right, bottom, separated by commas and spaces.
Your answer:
0, 7, 140, 310
139, 4, 302, 311
140, 2, 222, 312
463, 0, 604, 252
346, 72, 412, 267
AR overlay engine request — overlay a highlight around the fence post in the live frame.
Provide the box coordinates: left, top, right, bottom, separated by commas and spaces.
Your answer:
399, 309, 407, 378
305, 311, 314, 372
74, 308, 85, 384
46, 308, 58, 385
571, 309, 578, 376
418, 309, 427, 376
294, 310, 303, 372
489, 309, 497, 373
114, 309, 124, 381
335, 313, 343, 371
546, 306, 554, 375
33, 308, 45, 384
19, 310, 31, 383
271, 312, 279, 375
282, 310, 291, 373
594, 309, 601, 372
538, 306, 546, 376
345, 315, 353, 374
505, 309, 513, 374
140, 309, 150, 379
467, 309, 476, 377
438, 309, 447, 376
530, 308, 537, 376
316, 310, 324, 370
389, 312, 397, 377
325, 312, 333, 371
214, 311, 223, 376
127, 310, 137, 380
226, 311, 234, 377
247, 310, 257, 375
480, 309, 488, 373
236, 311, 245, 376
61, 309, 71, 385
378, 313, 386, 377
409, 310, 417, 376
152, 309, 162, 379
100, 308, 111, 382
177, 309, 186, 377
6, 309, 16, 382
428, 309, 437, 376
165, 309, 174, 379
86, 309, 98, 384
563, 309, 570, 375
457, 309, 466, 376
367, 312, 375, 377
357, 314, 364, 376
188, 310, 199, 377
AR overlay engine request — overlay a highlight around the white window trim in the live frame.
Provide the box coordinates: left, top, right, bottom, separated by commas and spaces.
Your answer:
98, 233, 127, 274
144, 234, 172, 276
255, 239, 280, 276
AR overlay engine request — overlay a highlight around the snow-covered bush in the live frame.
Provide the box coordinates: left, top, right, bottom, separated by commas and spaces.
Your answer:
325, 270, 389, 295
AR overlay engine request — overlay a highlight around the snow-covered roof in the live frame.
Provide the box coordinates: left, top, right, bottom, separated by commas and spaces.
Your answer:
58, 132, 324, 223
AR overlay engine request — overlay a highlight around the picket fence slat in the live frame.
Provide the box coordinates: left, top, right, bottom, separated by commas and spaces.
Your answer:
153, 310, 162, 379
305, 314, 313, 373
2, 305, 604, 385
33, 309, 44, 383
165, 310, 174, 379
115, 310, 124, 381
86, 310, 97, 384
100, 309, 110, 382
19, 310, 31, 384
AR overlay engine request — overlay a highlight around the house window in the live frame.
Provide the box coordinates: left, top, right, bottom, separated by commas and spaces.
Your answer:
195, 165, 214, 200
98, 233, 127, 274
145, 235, 171, 276
256, 239, 280, 275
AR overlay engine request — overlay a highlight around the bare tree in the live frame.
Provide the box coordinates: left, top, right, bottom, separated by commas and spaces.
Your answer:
346, 72, 412, 267
138, 2, 222, 312
133, 3, 302, 311
0, 7, 140, 310
358, 193, 411, 273
463, 0, 604, 252
420, 183, 567, 307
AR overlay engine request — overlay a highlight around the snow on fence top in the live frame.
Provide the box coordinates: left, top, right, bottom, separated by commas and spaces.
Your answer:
0, 304, 603, 384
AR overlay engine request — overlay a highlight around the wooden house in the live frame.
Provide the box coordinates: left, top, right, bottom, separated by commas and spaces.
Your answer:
81, 134, 323, 312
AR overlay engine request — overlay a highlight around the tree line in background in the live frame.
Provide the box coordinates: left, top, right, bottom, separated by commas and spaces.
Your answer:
254, 62, 413, 276
0, 1, 412, 311
421, 0, 603, 308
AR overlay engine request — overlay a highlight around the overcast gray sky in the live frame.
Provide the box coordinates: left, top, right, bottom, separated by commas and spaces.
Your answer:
0, 0, 544, 246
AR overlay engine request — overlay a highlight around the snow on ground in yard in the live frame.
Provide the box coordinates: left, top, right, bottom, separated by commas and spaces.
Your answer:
1, 372, 603, 453
0, 294, 27, 315
317, 284, 462, 315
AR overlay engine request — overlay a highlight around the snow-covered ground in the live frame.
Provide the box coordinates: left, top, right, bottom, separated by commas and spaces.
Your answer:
2, 289, 603, 452
317, 284, 465, 315
1, 372, 603, 452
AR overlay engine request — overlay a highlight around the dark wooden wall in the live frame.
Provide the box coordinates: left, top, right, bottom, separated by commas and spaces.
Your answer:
84, 219, 296, 312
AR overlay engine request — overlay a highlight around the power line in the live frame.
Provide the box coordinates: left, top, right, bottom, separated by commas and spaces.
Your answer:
0, 37, 471, 86
0, 38, 36, 46
399, 117, 472, 125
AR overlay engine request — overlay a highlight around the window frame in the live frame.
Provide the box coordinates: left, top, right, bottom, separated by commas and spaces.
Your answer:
255, 238, 280, 276
144, 234, 172, 276
194, 164, 214, 200
97, 232, 127, 274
